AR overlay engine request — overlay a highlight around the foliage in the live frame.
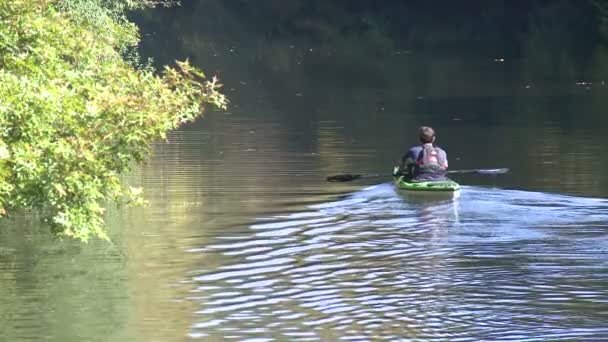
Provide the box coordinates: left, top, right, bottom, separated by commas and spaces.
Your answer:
0, 0, 227, 241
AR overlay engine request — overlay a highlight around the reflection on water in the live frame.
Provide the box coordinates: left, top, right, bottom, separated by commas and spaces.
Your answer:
1, 118, 608, 341
188, 184, 608, 341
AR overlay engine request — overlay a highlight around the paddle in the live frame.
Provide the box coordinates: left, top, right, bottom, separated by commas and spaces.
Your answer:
326, 168, 509, 182
446, 168, 509, 175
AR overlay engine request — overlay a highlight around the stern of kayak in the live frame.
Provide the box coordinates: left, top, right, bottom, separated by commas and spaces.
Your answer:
394, 176, 461, 192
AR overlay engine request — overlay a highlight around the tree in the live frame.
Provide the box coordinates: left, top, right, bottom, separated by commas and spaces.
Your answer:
0, 0, 227, 241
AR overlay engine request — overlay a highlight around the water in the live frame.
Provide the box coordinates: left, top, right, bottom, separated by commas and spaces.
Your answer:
3, 1, 608, 341
189, 185, 608, 341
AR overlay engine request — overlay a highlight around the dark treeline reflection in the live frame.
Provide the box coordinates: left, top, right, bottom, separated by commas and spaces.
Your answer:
136, 0, 608, 96
140, 0, 606, 50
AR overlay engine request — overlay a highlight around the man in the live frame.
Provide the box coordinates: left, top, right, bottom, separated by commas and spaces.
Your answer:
395, 126, 449, 181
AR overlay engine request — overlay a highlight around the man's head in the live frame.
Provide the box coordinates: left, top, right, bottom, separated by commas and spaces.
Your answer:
419, 126, 435, 144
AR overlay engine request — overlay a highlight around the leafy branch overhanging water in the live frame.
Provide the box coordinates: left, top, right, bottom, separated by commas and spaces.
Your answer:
0, 0, 227, 241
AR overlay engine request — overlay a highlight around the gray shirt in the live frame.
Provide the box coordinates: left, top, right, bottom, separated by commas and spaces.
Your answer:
401, 144, 448, 181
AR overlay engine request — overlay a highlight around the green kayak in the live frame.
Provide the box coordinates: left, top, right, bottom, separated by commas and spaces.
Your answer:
394, 176, 460, 192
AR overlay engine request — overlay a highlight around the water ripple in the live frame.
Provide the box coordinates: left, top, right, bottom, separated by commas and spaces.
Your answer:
189, 185, 608, 340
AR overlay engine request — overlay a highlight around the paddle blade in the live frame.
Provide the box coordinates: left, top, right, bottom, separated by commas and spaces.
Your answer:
448, 168, 509, 175
326, 174, 362, 182
475, 168, 510, 174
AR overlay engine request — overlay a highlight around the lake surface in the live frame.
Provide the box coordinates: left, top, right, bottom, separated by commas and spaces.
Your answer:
2, 1, 608, 341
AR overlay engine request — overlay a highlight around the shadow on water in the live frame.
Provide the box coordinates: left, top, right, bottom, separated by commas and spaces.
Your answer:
188, 184, 608, 341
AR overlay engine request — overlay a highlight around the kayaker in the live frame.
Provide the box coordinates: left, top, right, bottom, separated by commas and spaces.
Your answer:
395, 126, 449, 181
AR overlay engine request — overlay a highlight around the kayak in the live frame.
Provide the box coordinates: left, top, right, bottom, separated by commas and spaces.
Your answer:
394, 176, 460, 192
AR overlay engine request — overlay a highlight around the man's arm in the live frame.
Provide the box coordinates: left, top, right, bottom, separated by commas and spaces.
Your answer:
396, 148, 417, 177
439, 149, 448, 169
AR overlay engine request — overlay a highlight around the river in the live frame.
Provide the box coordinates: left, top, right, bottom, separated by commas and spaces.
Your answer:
1, 1, 608, 341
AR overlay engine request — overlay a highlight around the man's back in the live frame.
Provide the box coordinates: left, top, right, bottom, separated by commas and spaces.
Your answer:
402, 143, 448, 181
